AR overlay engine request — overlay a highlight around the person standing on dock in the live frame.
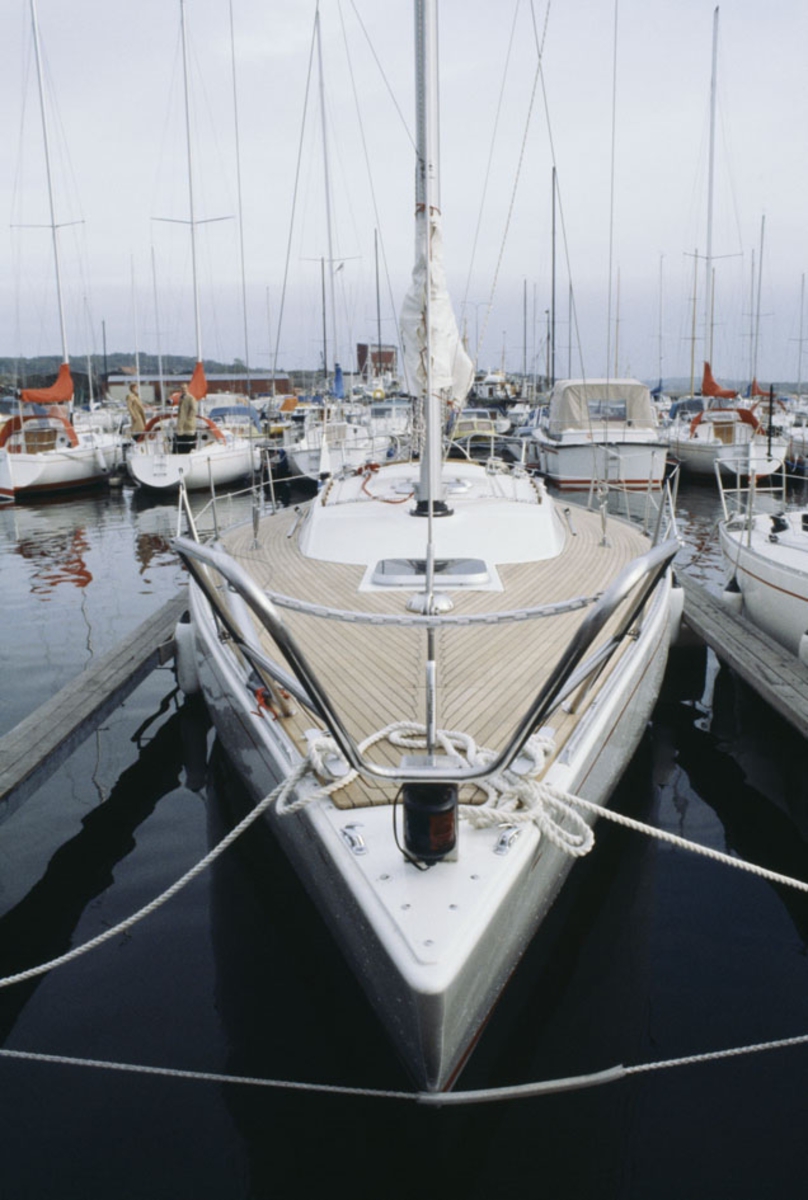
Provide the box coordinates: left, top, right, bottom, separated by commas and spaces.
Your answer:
175, 383, 198, 454
126, 383, 147, 435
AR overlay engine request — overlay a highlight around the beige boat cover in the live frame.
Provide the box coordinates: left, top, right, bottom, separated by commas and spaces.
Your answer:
547, 378, 658, 435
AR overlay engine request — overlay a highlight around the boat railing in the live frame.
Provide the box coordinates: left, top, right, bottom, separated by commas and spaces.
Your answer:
581, 460, 681, 541
172, 531, 679, 786
715, 459, 790, 527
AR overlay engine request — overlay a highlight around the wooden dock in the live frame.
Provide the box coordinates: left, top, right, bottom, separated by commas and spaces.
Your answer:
680, 575, 808, 739
0, 591, 188, 821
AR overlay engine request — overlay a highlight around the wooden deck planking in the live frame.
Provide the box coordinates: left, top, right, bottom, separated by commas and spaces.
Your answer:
221, 499, 654, 808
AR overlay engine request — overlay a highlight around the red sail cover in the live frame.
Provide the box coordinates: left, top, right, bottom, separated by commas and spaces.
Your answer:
750, 378, 767, 397
701, 361, 738, 400
188, 362, 207, 399
20, 362, 74, 405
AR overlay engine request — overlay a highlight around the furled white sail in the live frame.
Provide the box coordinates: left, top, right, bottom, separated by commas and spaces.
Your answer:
400, 205, 474, 409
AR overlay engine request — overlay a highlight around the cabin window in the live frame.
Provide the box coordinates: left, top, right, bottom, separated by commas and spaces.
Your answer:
587, 399, 627, 421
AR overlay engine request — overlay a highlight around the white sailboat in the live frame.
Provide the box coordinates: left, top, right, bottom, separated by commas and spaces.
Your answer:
172, 0, 678, 1092
125, 0, 256, 495
718, 468, 808, 664
665, 362, 789, 479
663, 10, 788, 483
0, 0, 122, 505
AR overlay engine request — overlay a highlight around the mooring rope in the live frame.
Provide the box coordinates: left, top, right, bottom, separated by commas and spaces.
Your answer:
3, 722, 808, 1101
3, 1027, 808, 1106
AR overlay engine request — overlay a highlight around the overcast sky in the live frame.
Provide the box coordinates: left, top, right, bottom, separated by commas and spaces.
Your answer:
3, 0, 808, 386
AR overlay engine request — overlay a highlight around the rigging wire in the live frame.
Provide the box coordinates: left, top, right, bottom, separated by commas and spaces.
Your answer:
349, 0, 414, 150
458, 0, 522, 367
474, 3, 546, 370
272, 11, 319, 384
529, 1, 585, 379
337, 1, 409, 395
605, 0, 619, 381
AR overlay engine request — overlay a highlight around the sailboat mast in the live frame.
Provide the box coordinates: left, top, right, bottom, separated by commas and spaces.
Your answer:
320, 257, 328, 387
29, 0, 69, 365
375, 228, 383, 383
179, 0, 203, 364
550, 165, 556, 389
657, 253, 664, 391
704, 6, 718, 352
131, 255, 141, 390
798, 273, 805, 397
689, 249, 698, 398
315, 3, 338, 388
229, 0, 251, 394
522, 278, 527, 387
753, 213, 765, 383
415, 0, 443, 517
151, 245, 166, 406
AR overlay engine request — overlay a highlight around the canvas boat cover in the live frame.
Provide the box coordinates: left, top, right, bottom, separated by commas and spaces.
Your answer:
20, 362, 73, 406
546, 378, 658, 436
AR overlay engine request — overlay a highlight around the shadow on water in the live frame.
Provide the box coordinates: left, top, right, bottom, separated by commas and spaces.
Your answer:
204, 726, 665, 1200
0, 692, 211, 1043
5, 618, 808, 1197
657, 653, 808, 942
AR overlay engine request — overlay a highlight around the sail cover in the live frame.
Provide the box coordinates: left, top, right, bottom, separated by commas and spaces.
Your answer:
400, 207, 473, 408
187, 361, 208, 399
20, 362, 73, 405
701, 361, 738, 400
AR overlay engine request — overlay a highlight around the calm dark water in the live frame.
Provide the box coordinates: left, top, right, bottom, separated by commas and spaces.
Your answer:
2, 479, 808, 1199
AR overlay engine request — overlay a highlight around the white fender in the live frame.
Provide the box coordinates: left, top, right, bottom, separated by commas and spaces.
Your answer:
667, 579, 685, 646
174, 618, 201, 695
720, 577, 743, 616
798, 632, 808, 669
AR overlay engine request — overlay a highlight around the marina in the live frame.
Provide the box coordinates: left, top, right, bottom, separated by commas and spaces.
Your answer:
3, 0, 808, 1193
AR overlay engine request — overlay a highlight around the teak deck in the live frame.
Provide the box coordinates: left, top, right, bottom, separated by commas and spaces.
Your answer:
221, 500, 652, 809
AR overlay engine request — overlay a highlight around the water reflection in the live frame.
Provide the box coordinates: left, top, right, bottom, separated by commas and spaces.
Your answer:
15, 526, 93, 592
0, 691, 211, 1042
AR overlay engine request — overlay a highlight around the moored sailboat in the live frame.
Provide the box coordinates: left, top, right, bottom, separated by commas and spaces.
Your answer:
0, 0, 122, 505
125, 0, 256, 496
717, 467, 808, 664
665, 362, 789, 480
172, 0, 679, 1092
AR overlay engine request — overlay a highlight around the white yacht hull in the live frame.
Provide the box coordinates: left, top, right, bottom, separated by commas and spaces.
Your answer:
533, 436, 668, 490
285, 429, 394, 482
0, 433, 121, 502
186, 545, 672, 1091
666, 430, 789, 479
126, 440, 256, 492
719, 512, 808, 657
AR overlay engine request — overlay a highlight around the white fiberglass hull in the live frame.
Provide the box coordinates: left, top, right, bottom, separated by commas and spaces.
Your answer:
126, 439, 256, 492
667, 431, 788, 479
185, 531, 672, 1091
285, 436, 393, 482
0, 433, 121, 502
533, 435, 667, 490
719, 512, 808, 657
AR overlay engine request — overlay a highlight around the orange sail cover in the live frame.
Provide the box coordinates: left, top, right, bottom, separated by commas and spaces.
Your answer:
20, 362, 74, 405
701, 362, 738, 400
750, 378, 767, 397
188, 362, 207, 399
